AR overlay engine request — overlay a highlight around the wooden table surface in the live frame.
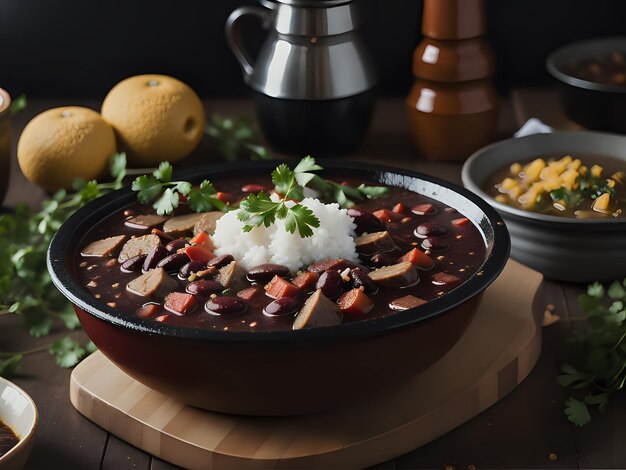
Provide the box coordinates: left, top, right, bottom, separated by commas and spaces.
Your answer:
2, 91, 625, 469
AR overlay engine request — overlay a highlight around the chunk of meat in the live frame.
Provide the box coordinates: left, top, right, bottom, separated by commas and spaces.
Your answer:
164, 292, 198, 315
126, 268, 177, 298
337, 288, 374, 316
236, 286, 266, 307
184, 245, 215, 264
355, 231, 397, 255
124, 214, 168, 229
369, 262, 419, 288
81, 235, 126, 257
163, 212, 208, 236
266, 275, 301, 299
389, 295, 427, 311
431, 272, 461, 286
398, 248, 435, 270
293, 290, 343, 330
136, 303, 161, 318
292, 271, 319, 292
118, 234, 161, 262
215, 261, 247, 291
193, 211, 224, 236
307, 258, 349, 275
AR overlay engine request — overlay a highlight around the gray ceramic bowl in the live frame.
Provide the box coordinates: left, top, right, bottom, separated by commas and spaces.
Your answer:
462, 131, 626, 283
546, 37, 626, 133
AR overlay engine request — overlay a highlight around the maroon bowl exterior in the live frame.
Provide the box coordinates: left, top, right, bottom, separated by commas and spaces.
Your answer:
74, 293, 481, 416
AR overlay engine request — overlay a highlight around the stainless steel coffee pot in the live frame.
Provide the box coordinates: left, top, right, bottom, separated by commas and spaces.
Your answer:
226, 0, 377, 157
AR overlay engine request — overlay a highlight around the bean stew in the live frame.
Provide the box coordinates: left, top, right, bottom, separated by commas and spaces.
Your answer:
0, 420, 18, 458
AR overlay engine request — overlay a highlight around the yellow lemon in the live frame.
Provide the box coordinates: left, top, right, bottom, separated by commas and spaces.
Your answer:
17, 106, 116, 191
101, 74, 205, 166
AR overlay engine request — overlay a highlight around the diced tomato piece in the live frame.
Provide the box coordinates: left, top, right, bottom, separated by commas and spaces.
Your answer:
190, 231, 215, 251
398, 248, 435, 270
265, 275, 301, 299
292, 271, 319, 292
392, 203, 410, 215
411, 203, 437, 215
241, 184, 267, 193
184, 245, 215, 264
217, 192, 234, 204
452, 217, 470, 226
164, 292, 198, 315
237, 286, 266, 307
431, 272, 461, 286
372, 209, 403, 223
337, 288, 374, 316
155, 314, 170, 322
136, 303, 161, 319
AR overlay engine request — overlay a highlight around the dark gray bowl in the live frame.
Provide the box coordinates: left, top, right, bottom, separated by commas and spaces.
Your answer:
462, 131, 626, 283
546, 37, 626, 133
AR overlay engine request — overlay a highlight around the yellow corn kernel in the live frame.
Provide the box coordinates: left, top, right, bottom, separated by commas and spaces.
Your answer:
540, 166, 560, 181
498, 177, 519, 191
542, 177, 563, 192
495, 194, 509, 204
591, 165, 603, 178
521, 159, 546, 183
579, 165, 588, 176
593, 193, 611, 212
508, 186, 523, 200
567, 159, 582, 171
560, 169, 579, 190
510, 162, 522, 175
608, 179, 616, 188
518, 183, 543, 208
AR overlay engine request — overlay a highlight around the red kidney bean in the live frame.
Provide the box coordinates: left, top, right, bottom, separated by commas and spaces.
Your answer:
120, 254, 147, 273
346, 208, 384, 235
370, 252, 396, 268
179, 260, 207, 279
205, 296, 247, 315
316, 270, 345, 299
157, 252, 190, 272
421, 237, 449, 251
241, 183, 267, 193
414, 222, 449, 239
263, 297, 302, 317
247, 263, 290, 284
166, 238, 189, 252
206, 254, 234, 269
143, 245, 168, 271
186, 279, 223, 296
350, 268, 378, 294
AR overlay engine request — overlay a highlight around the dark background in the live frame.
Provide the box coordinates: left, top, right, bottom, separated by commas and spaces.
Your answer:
1, 0, 626, 99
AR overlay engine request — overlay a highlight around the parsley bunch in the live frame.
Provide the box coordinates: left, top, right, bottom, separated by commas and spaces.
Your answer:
131, 162, 226, 215
0, 153, 128, 376
559, 278, 626, 425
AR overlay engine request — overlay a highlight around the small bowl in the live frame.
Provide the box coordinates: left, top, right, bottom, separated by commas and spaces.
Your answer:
462, 131, 626, 283
547, 37, 626, 133
0, 377, 38, 470
48, 161, 509, 416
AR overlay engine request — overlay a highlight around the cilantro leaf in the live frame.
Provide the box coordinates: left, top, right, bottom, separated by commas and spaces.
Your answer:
153, 162, 173, 182
284, 204, 319, 238
272, 164, 303, 200
132, 175, 163, 203
293, 155, 323, 187
188, 180, 224, 212
0, 355, 22, 378
49, 337, 86, 368
9, 94, 26, 115
153, 188, 179, 216
110, 153, 127, 186
357, 183, 390, 199
564, 397, 591, 426
608, 281, 626, 300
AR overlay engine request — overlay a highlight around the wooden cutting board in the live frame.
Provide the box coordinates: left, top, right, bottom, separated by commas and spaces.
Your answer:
70, 259, 542, 469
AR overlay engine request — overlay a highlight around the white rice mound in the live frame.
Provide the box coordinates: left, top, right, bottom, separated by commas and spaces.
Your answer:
212, 197, 358, 272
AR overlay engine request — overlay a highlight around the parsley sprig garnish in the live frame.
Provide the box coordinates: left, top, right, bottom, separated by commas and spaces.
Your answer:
559, 278, 626, 425
131, 162, 226, 215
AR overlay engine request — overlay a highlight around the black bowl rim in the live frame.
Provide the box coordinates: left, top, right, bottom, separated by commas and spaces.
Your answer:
546, 36, 626, 94
462, 131, 626, 228
48, 160, 510, 343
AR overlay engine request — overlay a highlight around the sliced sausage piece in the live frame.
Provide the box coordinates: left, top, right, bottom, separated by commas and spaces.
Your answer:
369, 261, 419, 288
431, 272, 461, 286
81, 235, 126, 257
163, 212, 208, 236
126, 268, 177, 298
337, 288, 374, 316
355, 231, 397, 255
389, 295, 427, 311
125, 214, 168, 229
215, 261, 247, 291
293, 290, 343, 330
118, 234, 161, 262
164, 292, 198, 315
193, 211, 224, 236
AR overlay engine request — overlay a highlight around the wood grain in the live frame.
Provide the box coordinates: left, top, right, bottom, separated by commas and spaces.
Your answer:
70, 260, 542, 469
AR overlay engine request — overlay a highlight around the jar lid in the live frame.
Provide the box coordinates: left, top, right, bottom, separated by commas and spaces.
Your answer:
0, 88, 10, 115
422, 0, 486, 40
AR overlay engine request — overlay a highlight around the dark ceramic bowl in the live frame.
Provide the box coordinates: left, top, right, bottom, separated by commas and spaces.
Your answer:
547, 37, 626, 133
48, 161, 509, 416
462, 131, 626, 283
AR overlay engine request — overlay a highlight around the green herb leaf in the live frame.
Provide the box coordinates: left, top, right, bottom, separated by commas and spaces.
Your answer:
608, 281, 626, 300
110, 153, 127, 186
587, 282, 605, 298
153, 188, 179, 216
49, 337, 86, 368
132, 175, 163, 203
9, 94, 27, 115
153, 162, 173, 182
284, 203, 320, 238
272, 164, 303, 200
188, 180, 224, 212
565, 397, 591, 426
85, 341, 98, 354
0, 355, 22, 378
357, 183, 390, 199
